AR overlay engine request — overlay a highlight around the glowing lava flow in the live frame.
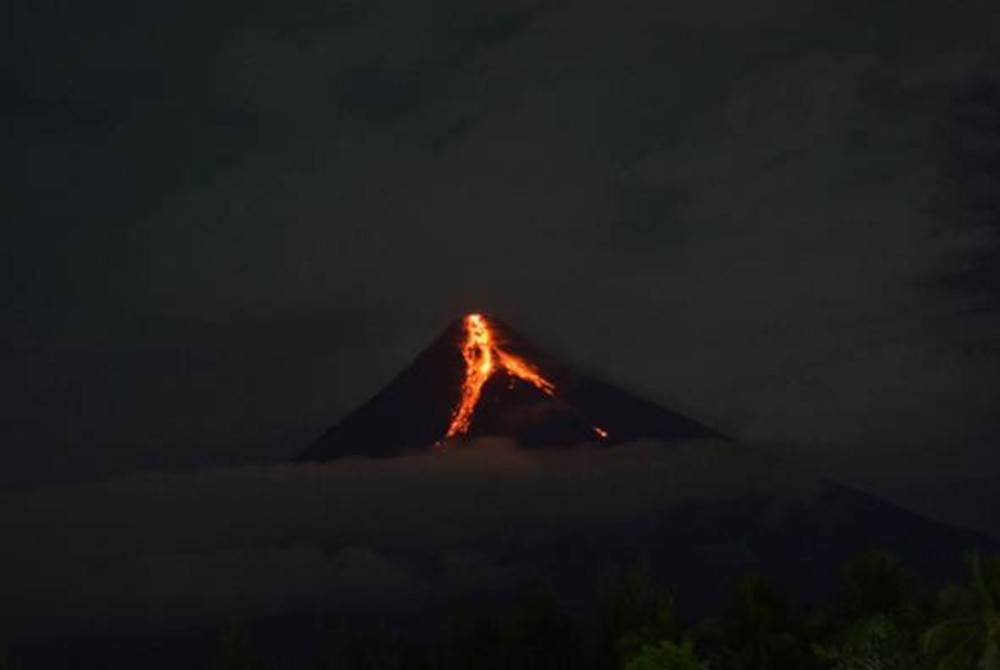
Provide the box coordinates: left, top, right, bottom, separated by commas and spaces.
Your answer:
443, 313, 608, 441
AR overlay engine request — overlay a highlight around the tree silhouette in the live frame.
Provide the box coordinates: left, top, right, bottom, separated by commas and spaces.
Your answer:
437, 580, 578, 670
922, 553, 1000, 670
437, 608, 506, 670
313, 629, 418, 670
214, 624, 268, 670
811, 552, 927, 669
837, 551, 915, 621
601, 564, 680, 666
814, 613, 926, 670
498, 580, 579, 670
622, 640, 705, 670
695, 572, 808, 670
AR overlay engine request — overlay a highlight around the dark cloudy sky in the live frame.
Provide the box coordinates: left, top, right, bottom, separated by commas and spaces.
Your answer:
3, 2, 999, 530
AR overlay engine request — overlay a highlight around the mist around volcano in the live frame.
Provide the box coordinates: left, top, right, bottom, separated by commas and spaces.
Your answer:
0, 437, 819, 632
3, 433, 989, 640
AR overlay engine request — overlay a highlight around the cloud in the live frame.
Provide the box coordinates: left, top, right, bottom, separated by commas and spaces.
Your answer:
0, 439, 818, 634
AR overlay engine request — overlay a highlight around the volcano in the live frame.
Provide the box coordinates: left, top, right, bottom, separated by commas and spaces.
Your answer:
291, 313, 995, 617
298, 313, 721, 461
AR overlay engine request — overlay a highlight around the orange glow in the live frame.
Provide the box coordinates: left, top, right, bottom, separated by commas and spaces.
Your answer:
496, 351, 555, 396
444, 314, 609, 441
444, 314, 496, 439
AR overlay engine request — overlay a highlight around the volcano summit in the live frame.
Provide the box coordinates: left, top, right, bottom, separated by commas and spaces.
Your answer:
297, 313, 719, 461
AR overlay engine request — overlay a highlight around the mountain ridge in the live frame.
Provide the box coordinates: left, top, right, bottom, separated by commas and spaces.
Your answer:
297, 313, 721, 461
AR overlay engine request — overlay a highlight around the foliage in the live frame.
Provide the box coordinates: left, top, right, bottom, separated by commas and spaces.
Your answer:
694, 572, 813, 670
437, 579, 578, 670
500, 580, 579, 670
622, 640, 705, 670
214, 624, 268, 670
922, 553, 1000, 670
313, 629, 421, 670
438, 610, 507, 670
601, 564, 680, 665
810, 551, 929, 669
814, 613, 926, 670
20, 549, 1000, 670
837, 551, 915, 621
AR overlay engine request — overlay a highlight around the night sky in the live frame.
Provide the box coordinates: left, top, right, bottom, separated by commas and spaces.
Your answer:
4, 1, 1000, 536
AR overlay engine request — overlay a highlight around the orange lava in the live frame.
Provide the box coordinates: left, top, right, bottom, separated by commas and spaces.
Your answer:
444, 313, 608, 441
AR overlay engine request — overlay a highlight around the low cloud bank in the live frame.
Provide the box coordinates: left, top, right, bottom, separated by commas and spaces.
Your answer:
0, 439, 820, 633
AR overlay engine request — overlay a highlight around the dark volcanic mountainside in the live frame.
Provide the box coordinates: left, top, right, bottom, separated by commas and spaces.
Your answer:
296, 314, 720, 461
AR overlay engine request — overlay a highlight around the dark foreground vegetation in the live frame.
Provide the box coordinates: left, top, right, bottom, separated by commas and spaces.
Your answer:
4, 551, 999, 670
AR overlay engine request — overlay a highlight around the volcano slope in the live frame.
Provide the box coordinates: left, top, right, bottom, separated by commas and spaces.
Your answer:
298, 313, 722, 460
